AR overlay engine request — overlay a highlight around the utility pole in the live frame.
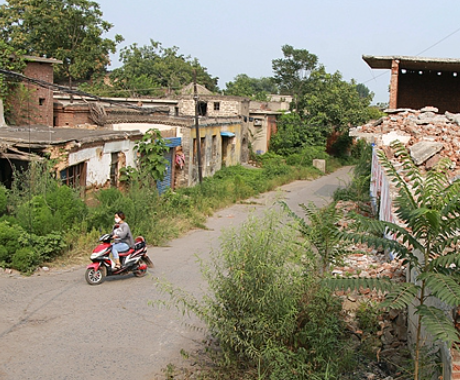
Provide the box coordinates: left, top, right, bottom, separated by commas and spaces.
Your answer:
193, 70, 203, 184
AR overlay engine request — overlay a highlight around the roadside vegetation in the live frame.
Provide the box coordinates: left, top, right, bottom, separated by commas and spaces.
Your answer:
0, 142, 349, 274
155, 141, 460, 380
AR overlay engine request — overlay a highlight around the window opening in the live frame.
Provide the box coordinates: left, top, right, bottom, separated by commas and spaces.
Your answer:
198, 101, 207, 116
60, 162, 86, 188
213, 102, 220, 111
110, 152, 119, 188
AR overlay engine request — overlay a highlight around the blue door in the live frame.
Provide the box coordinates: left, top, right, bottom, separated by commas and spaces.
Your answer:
157, 137, 181, 194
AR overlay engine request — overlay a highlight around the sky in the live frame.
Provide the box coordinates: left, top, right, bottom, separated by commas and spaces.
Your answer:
6, 0, 460, 104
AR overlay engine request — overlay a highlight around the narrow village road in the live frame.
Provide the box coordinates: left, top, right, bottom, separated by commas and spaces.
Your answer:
0, 166, 352, 380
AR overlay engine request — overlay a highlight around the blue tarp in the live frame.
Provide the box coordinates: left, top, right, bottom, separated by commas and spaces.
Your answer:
164, 137, 182, 147
220, 132, 235, 137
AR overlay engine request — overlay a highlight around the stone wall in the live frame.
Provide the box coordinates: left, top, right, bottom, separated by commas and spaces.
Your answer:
179, 99, 240, 117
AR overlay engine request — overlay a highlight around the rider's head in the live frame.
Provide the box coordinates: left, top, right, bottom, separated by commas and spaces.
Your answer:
115, 211, 126, 221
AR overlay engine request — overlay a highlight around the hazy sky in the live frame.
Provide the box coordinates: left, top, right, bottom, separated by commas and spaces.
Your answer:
7, 0, 460, 104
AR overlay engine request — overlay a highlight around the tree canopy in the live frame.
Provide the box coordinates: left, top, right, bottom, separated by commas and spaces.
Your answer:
223, 74, 278, 100
268, 44, 374, 157
0, 0, 123, 84
105, 40, 218, 97
0, 40, 25, 103
272, 44, 319, 110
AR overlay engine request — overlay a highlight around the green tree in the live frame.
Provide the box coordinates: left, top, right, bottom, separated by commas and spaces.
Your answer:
303, 68, 371, 135
272, 44, 319, 110
119, 129, 169, 186
329, 141, 460, 380
0, 40, 25, 103
157, 210, 348, 378
0, 0, 123, 87
224, 74, 278, 100
269, 112, 329, 156
355, 83, 372, 99
109, 40, 218, 97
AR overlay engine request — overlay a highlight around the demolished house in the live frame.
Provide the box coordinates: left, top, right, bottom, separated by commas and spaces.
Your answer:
363, 55, 460, 113
0, 124, 143, 193
350, 106, 460, 379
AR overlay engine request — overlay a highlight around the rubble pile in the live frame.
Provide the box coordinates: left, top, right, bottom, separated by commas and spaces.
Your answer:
332, 200, 408, 379
351, 106, 460, 176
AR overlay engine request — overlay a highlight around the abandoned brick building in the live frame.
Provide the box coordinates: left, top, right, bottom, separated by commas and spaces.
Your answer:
363, 55, 460, 113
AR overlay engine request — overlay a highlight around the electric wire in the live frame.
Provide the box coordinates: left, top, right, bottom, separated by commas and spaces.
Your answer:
363, 26, 460, 88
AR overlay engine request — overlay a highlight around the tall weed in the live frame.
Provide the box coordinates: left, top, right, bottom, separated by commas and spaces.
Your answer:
157, 210, 348, 378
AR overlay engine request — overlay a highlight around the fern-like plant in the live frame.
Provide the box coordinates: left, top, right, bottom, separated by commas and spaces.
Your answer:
281, 200, 349, 276
328, 141, 460, 380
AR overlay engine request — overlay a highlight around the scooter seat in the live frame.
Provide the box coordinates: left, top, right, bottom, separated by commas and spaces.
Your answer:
119, 248, 135, 257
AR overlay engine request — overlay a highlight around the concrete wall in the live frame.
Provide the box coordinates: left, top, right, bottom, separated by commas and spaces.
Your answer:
248, 114, 277, 155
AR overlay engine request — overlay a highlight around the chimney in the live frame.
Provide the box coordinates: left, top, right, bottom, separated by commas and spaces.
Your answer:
0, 99, 7, 127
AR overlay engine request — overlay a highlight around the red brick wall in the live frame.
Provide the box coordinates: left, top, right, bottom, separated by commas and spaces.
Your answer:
54, 104, 92, 126
23, 62, 54, 126
398, 69, 460, 113
451, 347, 460, 379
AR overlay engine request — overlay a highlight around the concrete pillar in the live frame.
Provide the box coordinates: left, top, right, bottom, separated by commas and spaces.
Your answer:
0, 99, 6, 127
313, 159, 326, 173
389, 59, 400, 109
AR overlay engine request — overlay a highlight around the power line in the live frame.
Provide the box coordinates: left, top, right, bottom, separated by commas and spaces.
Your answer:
416, 26, 460, 56
0, 68, 170, 112
364, 26, 460, 87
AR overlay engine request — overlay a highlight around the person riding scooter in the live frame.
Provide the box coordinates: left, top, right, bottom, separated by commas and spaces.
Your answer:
112, 211, 134, 270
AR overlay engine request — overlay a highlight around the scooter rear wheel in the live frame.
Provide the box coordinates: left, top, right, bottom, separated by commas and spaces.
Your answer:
85, 266, 106, 285
133, 259, 148, 277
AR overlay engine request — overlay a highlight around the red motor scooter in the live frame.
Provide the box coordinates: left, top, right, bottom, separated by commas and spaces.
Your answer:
85, 233, 154, 285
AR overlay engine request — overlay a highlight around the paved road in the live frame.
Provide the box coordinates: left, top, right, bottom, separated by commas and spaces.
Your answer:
0, 166, 352, 380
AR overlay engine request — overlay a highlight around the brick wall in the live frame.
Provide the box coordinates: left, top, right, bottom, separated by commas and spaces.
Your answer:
7, 61, 55, 126
24, 62, 54, 125
54, 104, 92, 126
398, 69, 460, 113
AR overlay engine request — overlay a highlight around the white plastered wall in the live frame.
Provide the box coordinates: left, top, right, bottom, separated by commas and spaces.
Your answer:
68, 139, 137, 188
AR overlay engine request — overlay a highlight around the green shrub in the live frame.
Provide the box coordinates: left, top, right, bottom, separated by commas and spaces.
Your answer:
11, 247, 40, 273
16, 195, 54, 235
46, 185, 87, 231
285, 146, 329, 167
0, 185, 7, 214
18, 231, 66, 261
0, 220, 23, 264
0, 245, 8, 265
159, 210, 347, 378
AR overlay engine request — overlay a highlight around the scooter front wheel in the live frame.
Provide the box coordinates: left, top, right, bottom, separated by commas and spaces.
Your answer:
85, 266, 107, 285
